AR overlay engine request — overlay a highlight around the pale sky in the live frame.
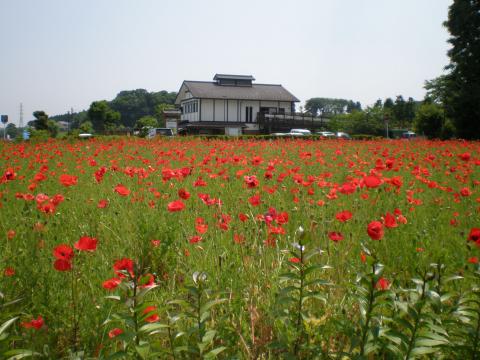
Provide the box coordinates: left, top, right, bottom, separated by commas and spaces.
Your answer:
0, 0, 452, 126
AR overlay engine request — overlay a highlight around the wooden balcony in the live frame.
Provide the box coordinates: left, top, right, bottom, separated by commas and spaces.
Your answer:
257, 112, 330, 134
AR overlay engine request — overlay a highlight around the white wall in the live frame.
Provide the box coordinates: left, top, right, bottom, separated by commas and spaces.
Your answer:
181, 99, 199, 122
214, 99, 225, 122
201, 99, 214, 121
227, 100, 238, 122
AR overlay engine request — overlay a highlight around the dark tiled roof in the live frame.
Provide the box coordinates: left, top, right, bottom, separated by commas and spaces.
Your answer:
213, 74, 255, 81
182, 81, 300, 102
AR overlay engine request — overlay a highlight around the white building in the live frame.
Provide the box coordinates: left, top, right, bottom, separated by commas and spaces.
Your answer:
174, 74, 300, 135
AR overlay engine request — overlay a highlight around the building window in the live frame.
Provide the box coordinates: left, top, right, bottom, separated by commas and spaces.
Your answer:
245, 106, 253, 123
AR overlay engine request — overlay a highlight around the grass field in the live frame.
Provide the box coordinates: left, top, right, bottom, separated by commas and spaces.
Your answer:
1, 137, 480, 359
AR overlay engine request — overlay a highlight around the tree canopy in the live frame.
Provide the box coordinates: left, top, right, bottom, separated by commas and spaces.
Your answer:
305, 98, 362, 116
440, 0, 480, 139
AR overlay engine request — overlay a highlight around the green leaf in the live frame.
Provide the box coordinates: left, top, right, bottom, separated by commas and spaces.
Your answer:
0, 317, 18, 337
139, 323, 169, 333
199, 298, 227, 315
3, 349, 40, 359
202, 330, 216, 344
135, 343, 150, 359
409, 346, 438, 356
204, 346, 227, 359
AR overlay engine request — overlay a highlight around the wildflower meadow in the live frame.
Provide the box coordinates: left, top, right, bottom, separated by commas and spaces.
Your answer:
1, 137, 480, 359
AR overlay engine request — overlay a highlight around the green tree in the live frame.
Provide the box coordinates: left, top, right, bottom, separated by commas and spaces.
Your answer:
154, 103, 174, 127
5, 123, 18, 139
414, 103, 445, 139
135, 115, 158, 137
393, 95, 406, 127
443, 0, 480, 139
87, 101, 121, 132
31, 111, 49, 131
109, 89, 177, 128
305, 98, 361, 116
79, 121, 94, 134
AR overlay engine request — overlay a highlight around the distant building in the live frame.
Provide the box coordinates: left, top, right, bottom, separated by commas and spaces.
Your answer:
174, 74, 299, 135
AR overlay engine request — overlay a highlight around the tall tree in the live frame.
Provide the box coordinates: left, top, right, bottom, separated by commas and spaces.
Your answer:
394, 95, 406, 127
87, 101, 121, 131
31, 111, 49, 131
444, 0, 480, 139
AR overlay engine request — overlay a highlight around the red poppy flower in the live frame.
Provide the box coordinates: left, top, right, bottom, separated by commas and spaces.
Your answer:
139, 273, 155, 288
53, 244, 74, 261
178, 188, 190, 200
4, 267, 15, 277
21, 316, 44, 330
196, 222, 208, 234
335, 210, 352, 222
363, 176, 382, 188
97, 199, 109, 208
39, 202, 56, 214
167, 200, 185, 212
108, 328, 123, 339
383, 212, 398, 228
114, 184, 130, 196
51, 194, 65, 206
113, 258, 134, 278
238, 213, 248, 222
360, 252, 367, 263
468, 256, 479, 264
367, 221, 384, 240
289, 257, 301, 263
375, 277, 390, 291
460, 187, 472, 197
189, 235, 202, 244
143, 306, 159, 323
151, 239, 161, 247
59, 174, 78, 187
54, 259, 72, 272
328, 232, 344, 242
7, 229, 15, 240
244, 175, 259, 188
74, 236, 98, 252
248, 195, 261, 206
103, 277, 122, 290
468, 228, 480, 242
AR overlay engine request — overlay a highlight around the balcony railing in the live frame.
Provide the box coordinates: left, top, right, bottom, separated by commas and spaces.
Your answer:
257, 112, 330, 133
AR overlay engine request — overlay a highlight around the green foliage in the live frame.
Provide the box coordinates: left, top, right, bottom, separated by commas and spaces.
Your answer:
154, 103, 175, 127
442, 0, 480, 139
450, 265, 480, 359
414, 103, 445, 139
87, 101, 121, 132
79, 120, 94, 134
274, 226, 331, 358
110, 89, 176, 128
135, 116, 158, 137
305, 98, 361, 116
348, 250, 394, 358
5, 123, 18, 139
168, 272, 227, 359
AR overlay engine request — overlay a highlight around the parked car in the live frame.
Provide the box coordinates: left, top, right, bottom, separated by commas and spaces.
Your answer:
289, 129, 312, 136
401, 131, 416, 139
272, 129, 312, 136
147, 128, 174, 138
336, 132, 351, 139
316, 131, 336, 138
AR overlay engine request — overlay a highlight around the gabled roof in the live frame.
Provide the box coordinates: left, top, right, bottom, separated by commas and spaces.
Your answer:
176, 81, 300, 104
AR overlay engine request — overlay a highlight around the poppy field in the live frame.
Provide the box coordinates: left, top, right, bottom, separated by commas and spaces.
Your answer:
1, 137, 480, 359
